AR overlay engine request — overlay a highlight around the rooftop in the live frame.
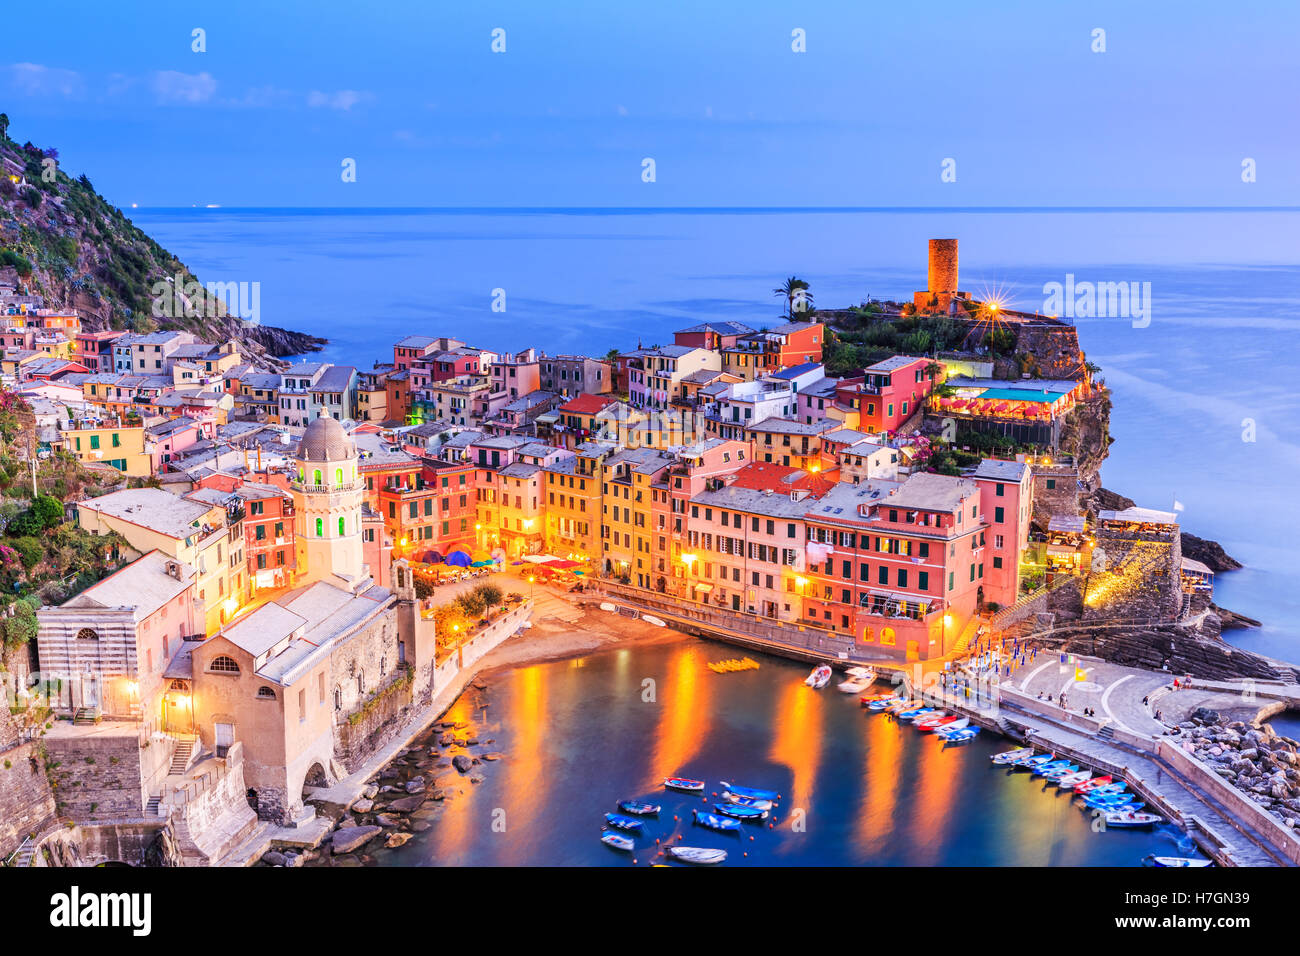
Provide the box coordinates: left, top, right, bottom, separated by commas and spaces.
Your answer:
77, 487, 212, 539
58, 550, 194, 622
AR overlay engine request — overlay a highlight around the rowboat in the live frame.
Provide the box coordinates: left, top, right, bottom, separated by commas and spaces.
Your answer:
868, 696, 910, 711
805, 664, 833, 689
1074, 775, 1113, 792
1032, 761, 1078, 778
992, 747, 1034, 765
837, 666, 877, 694
693, 809, 742, 832
1145, 855, 1212, 868
601, 832, 635, 851
859, 693, 895, 707
719, 781, 779, 801
713, 802, 768, 821
721, 792, 774, 811
1104, 810, 1163, 828
1039, 764, 1081, 780
899, 707, 936, 722
1084, 794, 1143, 811
1085, 782, 1128, 796
1055, 771, 1092, 788
664, 777, 705, 792
668, 846, 727, 865
940, 727, 980, 742
918, 715, 959, 732
1013, 753, 1057, 771
604, 813, 644, 831
642, 615, 666, 627
931, 717, 970, 734
617, 800, 661, 816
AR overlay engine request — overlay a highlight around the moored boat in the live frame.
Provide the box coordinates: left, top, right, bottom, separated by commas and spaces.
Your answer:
667, 846, 727, 865
898, 707, 936, 722
918, 715, 959, 732
837, 666, 877, 694
1104, 810, 1163, 828
713, 802, 768, 821
601, 831, 635, 851
1145, 855, 1212, 868
617, 800, 661, 816
1012, 753, 1056, 771
719, 781, 779, 801
721, 792, 774, 811
664, 777, 705, 792
992, 747, 1034, 765
859, 693, 895, 707
604, 812, 644, 831
1055, 771, 1092, 789
940, 726, 980, 742
933, 717, 971, 737
1074, 775, 1114, 792
805, 664, 833, 689
693, 809, 743, 832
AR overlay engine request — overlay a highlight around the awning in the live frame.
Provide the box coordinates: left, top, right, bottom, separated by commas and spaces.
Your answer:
693, 583, 714, 593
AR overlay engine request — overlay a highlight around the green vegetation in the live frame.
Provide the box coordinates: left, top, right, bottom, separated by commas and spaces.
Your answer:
823, 316, 971, 375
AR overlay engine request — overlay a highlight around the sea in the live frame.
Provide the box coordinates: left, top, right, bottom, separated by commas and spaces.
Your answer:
133, 205, 1300, 662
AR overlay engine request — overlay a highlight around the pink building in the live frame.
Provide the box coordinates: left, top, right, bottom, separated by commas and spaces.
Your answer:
971, 458, 1034, 609
835, 355, 935, 435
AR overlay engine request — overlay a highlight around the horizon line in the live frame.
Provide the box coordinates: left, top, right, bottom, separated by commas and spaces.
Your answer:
124, 204, 1300, 215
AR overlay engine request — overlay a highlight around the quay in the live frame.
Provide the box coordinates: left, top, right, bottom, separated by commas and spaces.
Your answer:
589, 582, 1299, 867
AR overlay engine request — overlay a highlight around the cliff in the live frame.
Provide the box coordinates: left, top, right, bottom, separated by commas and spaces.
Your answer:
0, 123, 324, 367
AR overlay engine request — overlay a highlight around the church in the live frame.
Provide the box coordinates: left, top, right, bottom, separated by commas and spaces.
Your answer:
189, 413, 418, 825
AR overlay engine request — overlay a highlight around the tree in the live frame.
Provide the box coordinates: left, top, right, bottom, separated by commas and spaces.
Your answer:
455, 591, 486, 619
1, 602, 38, 647
773, 276, 812, 318
0, 113, 9, 142
474, 582, 503, 616
32, 495, 64, 530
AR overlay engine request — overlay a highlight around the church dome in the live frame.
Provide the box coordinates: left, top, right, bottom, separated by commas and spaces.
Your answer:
297, 412, 356, 462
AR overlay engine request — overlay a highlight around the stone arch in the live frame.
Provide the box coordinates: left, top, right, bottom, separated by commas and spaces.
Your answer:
303, 762, 328, 789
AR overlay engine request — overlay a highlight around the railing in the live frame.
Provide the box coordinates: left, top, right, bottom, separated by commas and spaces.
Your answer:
3, 835, 34, 868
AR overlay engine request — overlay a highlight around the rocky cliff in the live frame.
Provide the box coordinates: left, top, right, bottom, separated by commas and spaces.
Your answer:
0, 124, 324, 367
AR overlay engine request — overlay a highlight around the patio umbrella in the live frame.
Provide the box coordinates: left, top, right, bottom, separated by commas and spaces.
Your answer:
547, 560, 581, 569
445, 550, 472, 567
422, 550, 443, 565
470, 559, 494, 567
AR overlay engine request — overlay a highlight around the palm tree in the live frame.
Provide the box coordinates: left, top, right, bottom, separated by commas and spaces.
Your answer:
773, 277, 812, 319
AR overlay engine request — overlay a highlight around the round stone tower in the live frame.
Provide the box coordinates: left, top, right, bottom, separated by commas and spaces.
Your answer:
292, 411, 364, 584
927, 238, 959, 293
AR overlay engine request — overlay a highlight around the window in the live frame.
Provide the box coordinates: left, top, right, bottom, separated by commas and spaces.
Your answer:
339, 517, 346, 536
335, 468, 344, 485
1046, 478, 1056, 490
994, 507, 1005, 523
257, 686, 276, 699
210, 656, 240, 674
316, 518, 324, 537
313, 469, 323, 485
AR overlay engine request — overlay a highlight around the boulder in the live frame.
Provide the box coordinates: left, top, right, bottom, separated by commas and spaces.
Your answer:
362, 784, 379, 799
388, 795, 426, 813
375, 813, 403, 827
352, 798, 374, 814
261, 851, 288, 867
332, 826, 382, 855
452, 755, 473, 773
481, 752, 504, 761
385, 832, 414, 848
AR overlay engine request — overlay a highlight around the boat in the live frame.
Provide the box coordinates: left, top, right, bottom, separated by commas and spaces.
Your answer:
617, 800, 661, 816
1083, 793, 1141, 809
1055, 771, 1092, 789
940, 727, 980, 742
918, 715, 959, 732
1041, 764, 1082, 781
899, 707, 936, 722
837, 666, 877, 694
868, 696, 910, 712
1014, 753, 1057, 771
721, 792, 774, 811
604, 812, 644, 831
1032, 761, 1078, 778
1104, 810, 1163, 828
693, 809, 742, 832
599, 602, 618, 612
1074, 775, 1114, 792
1084, 783, 1128, 796
933, 717, 969, 733
713, 802, 768, 821
601, 832, 635, 852
805, 664, 833, 689
859, 693, 895, 707
667, 846, 727, 865
1145, 855, 1213, 868
992, 747, 1034, 765
642, 615, 666, 627
719, 781, 779, 801
664, 777, 706, 792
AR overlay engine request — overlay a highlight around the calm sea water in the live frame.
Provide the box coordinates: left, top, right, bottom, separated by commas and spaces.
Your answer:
131, 207, 1300, 661
353, 640, 1185, 867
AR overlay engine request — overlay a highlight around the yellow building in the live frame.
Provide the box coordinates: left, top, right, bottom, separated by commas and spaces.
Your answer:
60, 419, 152, 476
599, 447, 671, 583
542, 451, 605, 560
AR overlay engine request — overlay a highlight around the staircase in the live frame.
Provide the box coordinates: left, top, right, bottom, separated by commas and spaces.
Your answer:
145, 795, 161, 816
1097, 724, 1116, 742
1280, 671, 1298, 687
72, 708, 97, 726
169, 739, 195, 775
5, 836, 36, 867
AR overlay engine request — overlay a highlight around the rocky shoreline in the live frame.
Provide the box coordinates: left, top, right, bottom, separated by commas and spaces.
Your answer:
1174, 707, 1300, 831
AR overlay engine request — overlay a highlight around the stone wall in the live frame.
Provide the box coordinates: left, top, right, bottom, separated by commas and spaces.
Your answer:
0, 739, 58, 860
169, 743, 258, 865
1010, 324, 1085, 381
1030, 463, 1081, 530
1085, 529, 1182, 622
335, 670, 414, 772
45, 728, 148, 821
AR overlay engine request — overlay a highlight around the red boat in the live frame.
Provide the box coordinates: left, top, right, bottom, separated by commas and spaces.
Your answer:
918, 715, 959, 732
1074, 775, 1113, 793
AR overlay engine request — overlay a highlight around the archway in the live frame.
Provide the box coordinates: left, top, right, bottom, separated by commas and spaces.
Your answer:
303, 762, 329, 794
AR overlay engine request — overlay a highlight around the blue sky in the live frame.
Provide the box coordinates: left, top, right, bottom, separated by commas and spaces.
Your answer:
3, 0, 1297, 207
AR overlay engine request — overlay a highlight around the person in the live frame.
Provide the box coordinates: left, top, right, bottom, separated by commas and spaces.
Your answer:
1142, 695, 1149, 706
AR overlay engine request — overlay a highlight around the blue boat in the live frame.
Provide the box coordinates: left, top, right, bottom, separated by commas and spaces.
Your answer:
1032, 761, 1077, 777
713, 802, 768, 821
604, 812, 644, 832
721, 792, 774, 811
1084, 794, 1143, 810
617, 800, 661, 816
601, 831, 635, 851
718, 781, 778, 801
692, 809, 742, 832
941, 727, 980, 742
898, 707, 934, 721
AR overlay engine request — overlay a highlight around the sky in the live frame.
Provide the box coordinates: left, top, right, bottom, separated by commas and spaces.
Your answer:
2, 0, 1298, 208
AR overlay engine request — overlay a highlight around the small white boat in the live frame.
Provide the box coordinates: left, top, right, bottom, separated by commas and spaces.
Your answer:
599, 602, 617, 612
805, 664, 833, 689
837, 666, 877, 694
933, 717, 970, 736
642, 614, 666, 627
992, 747, 1033, 765
667, 846, 727, 865
1056, 771, 1092, 789
1145, 855, 1212, 868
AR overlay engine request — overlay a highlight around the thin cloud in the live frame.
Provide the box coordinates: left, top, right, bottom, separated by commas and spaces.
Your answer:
153, 70, 218, 104
8, 62, 84, 98
307, 89, 372, 111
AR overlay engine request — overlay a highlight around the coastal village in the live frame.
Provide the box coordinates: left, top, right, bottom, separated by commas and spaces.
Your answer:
0, 237, 1297, 869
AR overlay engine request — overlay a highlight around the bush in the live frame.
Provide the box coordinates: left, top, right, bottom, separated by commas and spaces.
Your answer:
12, 536, 42, 569
1, 602, 38, 647
31, 495, 64, 530
6, 511, 42, 537
413, 577, 434, 601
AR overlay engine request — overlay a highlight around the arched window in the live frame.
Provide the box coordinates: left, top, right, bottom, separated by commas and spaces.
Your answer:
335, 468, 343, 485
333, 685, 343, 711
338, 516, 346, 536
313, 469, 322, 486
880, 627, 896, 646
210, 656, 240, 674
316, 518, 324, 537
76, 627, 99, 641
297, 465, 304, 481
356, 670, 365, 696
257, 686, 276, 700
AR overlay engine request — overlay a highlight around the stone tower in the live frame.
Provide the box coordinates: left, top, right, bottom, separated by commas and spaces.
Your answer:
292, 411, 365, 585
927, 238, 959, 293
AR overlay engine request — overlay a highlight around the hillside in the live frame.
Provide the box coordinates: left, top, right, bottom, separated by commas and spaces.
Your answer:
0, 117, 324, 365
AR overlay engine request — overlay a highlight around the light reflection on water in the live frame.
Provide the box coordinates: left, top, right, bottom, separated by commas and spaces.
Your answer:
383, 638, 1177, 866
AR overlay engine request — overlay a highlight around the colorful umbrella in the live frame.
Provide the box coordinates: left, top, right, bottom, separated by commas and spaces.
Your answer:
445, 550, 472, 567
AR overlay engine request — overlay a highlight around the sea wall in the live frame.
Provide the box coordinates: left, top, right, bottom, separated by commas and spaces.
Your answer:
0, 739, 58, 860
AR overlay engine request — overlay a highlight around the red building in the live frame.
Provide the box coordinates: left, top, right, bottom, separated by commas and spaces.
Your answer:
835, 355, 934, 435
379, 459, 479, 562
194, 472, 297, 591
75, 330, 127, 373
